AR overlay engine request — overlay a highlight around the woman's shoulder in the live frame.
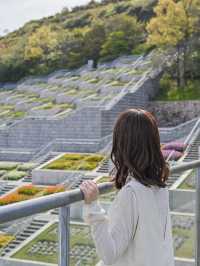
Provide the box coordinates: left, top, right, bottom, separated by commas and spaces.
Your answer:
124, 177, 168, 195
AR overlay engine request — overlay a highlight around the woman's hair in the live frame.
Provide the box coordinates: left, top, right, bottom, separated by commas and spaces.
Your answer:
111, 109, 169, 189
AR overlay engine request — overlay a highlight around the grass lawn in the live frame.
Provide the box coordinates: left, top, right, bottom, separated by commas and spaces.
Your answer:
155, 77, 200, 101
13, 223, 99, 266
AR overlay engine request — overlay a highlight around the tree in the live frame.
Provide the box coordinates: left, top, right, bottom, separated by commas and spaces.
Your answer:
106, 14, 144, 50
147, 0, 200, 87
83, 23, 106, 67
24, 25, 59, 62
100, 31, 129, 60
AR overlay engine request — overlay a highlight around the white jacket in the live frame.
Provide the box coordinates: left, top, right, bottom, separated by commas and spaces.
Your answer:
83, 177, 175, 266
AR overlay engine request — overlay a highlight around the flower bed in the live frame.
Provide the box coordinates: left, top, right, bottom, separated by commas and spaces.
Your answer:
44, 153, 105, 171
0, 185, 65, 206
161, 149, 183, 161
162, 141, 187, 152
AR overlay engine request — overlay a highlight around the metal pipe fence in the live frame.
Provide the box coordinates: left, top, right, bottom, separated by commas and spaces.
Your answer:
0, 159, 200, 266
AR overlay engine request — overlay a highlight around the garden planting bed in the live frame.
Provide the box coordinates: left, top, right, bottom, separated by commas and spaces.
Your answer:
11, 214, 195, 266
0, 162, 36, 181
12, 222, 99, 266
0, 184, 65, 206
32, 153, 105, 185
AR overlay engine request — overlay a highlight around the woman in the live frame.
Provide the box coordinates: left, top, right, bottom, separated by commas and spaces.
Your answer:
80, 109, 174, 266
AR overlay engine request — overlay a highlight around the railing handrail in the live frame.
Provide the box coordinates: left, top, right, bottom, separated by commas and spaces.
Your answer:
0, 159, 200, 225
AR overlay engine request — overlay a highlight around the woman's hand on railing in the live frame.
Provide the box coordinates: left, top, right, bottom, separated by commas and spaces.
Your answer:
80, 180, 99, 204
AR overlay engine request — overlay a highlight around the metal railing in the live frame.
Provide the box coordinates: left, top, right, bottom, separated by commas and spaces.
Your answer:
0, 159, 200, 266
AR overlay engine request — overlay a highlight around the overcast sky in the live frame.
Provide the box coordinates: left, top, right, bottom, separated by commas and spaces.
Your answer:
0, 0, 92, 36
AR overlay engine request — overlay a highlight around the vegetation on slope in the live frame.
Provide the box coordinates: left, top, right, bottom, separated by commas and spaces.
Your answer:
147, 0, 200, 99
0, 0, 156, 82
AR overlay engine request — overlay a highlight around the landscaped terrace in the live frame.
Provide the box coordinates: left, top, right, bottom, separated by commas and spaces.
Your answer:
0, 53, 154, 126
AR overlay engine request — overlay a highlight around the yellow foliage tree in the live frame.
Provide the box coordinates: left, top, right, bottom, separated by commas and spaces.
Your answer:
147, 0, 200, 87
24, 25, 59, 61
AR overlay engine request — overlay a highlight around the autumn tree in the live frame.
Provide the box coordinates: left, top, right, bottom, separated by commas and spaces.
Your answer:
24, 25, 59, 62
147, 0, 200, 87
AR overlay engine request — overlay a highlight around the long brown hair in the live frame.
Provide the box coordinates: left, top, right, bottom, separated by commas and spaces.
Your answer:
111, 109, 169, 189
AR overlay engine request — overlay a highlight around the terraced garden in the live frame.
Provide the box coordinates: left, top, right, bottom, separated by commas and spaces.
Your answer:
13, 223, 99, 266
11, 214, 195, 265
0, 54, 154, 127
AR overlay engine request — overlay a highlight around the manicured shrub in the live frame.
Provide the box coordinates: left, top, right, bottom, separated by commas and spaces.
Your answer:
76, 162, 97, 171
17, 185, 41, 196
43, 185, 65, 196
4, 170, 27, 180
162, 141, 187, 152
63, 154, 85, 161
0, 162, 19, 171
85, 155, 104, 163
17, 163, 36, 171
46, 161, 76, 170
162, 149, 183, 161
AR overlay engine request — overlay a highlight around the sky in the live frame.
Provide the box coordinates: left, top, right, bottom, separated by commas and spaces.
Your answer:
0, 0, 92, 36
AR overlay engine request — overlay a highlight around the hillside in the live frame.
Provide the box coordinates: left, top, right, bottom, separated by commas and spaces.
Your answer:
0, 0, 157, 83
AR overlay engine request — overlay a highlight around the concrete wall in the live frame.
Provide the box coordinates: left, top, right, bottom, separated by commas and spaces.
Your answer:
0, 107, 101, 149
101, 75, 160, 137
148, 101, 200, 127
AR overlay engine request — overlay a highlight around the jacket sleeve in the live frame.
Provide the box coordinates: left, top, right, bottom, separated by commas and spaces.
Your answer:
82, 186, 139, 265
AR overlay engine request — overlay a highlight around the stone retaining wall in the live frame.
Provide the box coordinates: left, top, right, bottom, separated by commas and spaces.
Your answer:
148, 101, 200, 127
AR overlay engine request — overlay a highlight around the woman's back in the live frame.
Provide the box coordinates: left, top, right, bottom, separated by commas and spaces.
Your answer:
81, 109, 174, 266
111, 178, 174, 266
83, 177, 174, 266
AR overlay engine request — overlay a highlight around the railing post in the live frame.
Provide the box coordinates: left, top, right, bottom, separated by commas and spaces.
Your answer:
59, 206, 70, 266
196, 149, 200, 266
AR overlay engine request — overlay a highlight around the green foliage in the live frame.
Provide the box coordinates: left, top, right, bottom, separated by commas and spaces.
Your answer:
156, 74, 200, 101
0, 162, 19, 171
17, 163, 36, 171
101, 31, 129, 60
17, 185, 41, 196
0, 1, 154, 82
4, 170, 27, 180
45, 153, 104, 171
132, 42, 154, 55
0, 170, 6, 177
